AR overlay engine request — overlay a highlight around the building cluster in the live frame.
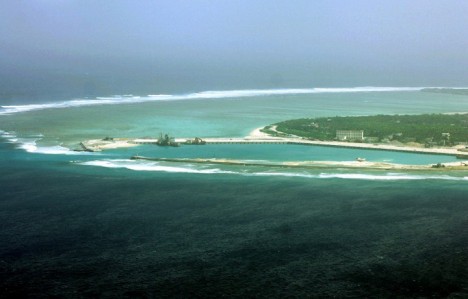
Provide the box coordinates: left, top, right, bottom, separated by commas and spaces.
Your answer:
335, 130, 364, 141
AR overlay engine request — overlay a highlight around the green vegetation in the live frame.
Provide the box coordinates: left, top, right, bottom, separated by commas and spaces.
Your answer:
271, 113, 468, 146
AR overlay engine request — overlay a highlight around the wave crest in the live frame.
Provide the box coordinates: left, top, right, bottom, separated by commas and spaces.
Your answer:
79, 159, 236, 174
0, 131, 92, 155
0, 87, 425, 115
77, 159, 468, 181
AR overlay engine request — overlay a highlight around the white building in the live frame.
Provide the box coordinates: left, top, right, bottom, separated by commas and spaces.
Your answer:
336, 130, 364, 141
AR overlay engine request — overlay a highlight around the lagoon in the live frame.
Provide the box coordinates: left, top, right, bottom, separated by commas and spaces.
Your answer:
1, 89, 468, 297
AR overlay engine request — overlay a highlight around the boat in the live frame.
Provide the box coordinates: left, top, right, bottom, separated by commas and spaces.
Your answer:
184, 137, 206, 145
156, 133, 179, 147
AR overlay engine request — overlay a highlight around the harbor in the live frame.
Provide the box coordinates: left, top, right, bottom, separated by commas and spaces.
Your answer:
78, 133, 468, 160
78, 136, 291, 152
129, 155, 468, 171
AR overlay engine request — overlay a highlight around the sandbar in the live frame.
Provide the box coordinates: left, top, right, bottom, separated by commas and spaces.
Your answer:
78, 127, 468, 169
131, 156, 468, 171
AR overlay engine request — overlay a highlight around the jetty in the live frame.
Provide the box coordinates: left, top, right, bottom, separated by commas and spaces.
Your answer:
131, 156, 292, 168
192, 137, 289, 145
79, 137, 349, 148
131, 137, 289, 145
78, 135, 468, 159
130, 156, 468, 171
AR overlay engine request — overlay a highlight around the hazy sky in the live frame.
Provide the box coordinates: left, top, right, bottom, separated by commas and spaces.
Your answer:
1, 0, 468, 95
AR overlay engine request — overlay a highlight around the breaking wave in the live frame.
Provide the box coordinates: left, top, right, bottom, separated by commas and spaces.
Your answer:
77, 159, 468, 181
0, 87, 425, 115
78, 159, 237, 174
319, 173, 467, 181
0, 131, 92, 155
18, 141, 81, 155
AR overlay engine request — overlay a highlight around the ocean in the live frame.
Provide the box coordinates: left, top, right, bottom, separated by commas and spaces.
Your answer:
1, 88, 467, 297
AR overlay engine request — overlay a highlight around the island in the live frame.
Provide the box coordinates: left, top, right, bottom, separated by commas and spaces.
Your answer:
263, 113, 468, 147
78, 113, 468, 170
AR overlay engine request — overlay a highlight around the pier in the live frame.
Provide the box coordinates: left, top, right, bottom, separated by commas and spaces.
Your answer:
197, 138, 289, 145
129, 156, 391, 170
79, 136, 468, 159
131, 137, 289, 145
129, 156, 468, 171
131, 156, 294, 168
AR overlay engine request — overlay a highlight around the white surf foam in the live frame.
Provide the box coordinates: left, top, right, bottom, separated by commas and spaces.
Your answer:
78, 159, 237, 174
0, 87, 427, 115
0, 131, 21, 145
0, 131, 93, 155
247, 171, 452, 180
76, 159, 468, 181
0, 130, 18, 142
316, 173, 466, 181
247, 171, 468, 181
18, 139, 92, 155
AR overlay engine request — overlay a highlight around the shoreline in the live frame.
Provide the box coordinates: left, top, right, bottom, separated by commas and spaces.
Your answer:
80, 127, 468, 169
79, 138, 138, 151
79, 134, 468, 157
246, 126, 468, 157
131, 156, 468, 171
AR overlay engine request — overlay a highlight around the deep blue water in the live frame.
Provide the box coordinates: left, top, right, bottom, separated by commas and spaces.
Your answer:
1, 140, 467, 298
1, 88, 468, 297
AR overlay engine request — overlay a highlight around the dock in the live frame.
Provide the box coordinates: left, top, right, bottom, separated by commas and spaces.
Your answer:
79, 136, 468, 159
196, 138, 289, 145
131, 156, 293, 168
129, 156, 468, 171
130, 137, 289, 145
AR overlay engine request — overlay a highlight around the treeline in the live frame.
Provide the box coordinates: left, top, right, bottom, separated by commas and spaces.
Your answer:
270, 114, 468, 145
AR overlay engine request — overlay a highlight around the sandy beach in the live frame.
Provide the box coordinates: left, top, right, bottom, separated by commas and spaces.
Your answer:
79, 126, 468, 169
246, 127, 278, 139
80, 138, 138, 151
247, 126, 468, 157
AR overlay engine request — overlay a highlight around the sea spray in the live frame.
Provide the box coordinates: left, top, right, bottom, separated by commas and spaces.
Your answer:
76, 159, 468, 181
0, 131, 94, 155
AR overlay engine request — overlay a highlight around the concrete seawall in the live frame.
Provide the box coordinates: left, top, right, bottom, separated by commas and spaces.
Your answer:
130, 156, 468, 171
79, 136, 468, 159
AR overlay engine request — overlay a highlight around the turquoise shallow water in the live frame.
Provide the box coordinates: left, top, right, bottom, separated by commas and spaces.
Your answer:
1, 141, 467, 297
110, 143, 458, 165
1, 89, 467, 297
2, 89, 468, 148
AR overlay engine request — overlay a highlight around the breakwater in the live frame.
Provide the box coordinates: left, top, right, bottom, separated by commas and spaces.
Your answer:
79, 136, 468, 159
130, 156, 465, 171
131, 156, 296, 168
